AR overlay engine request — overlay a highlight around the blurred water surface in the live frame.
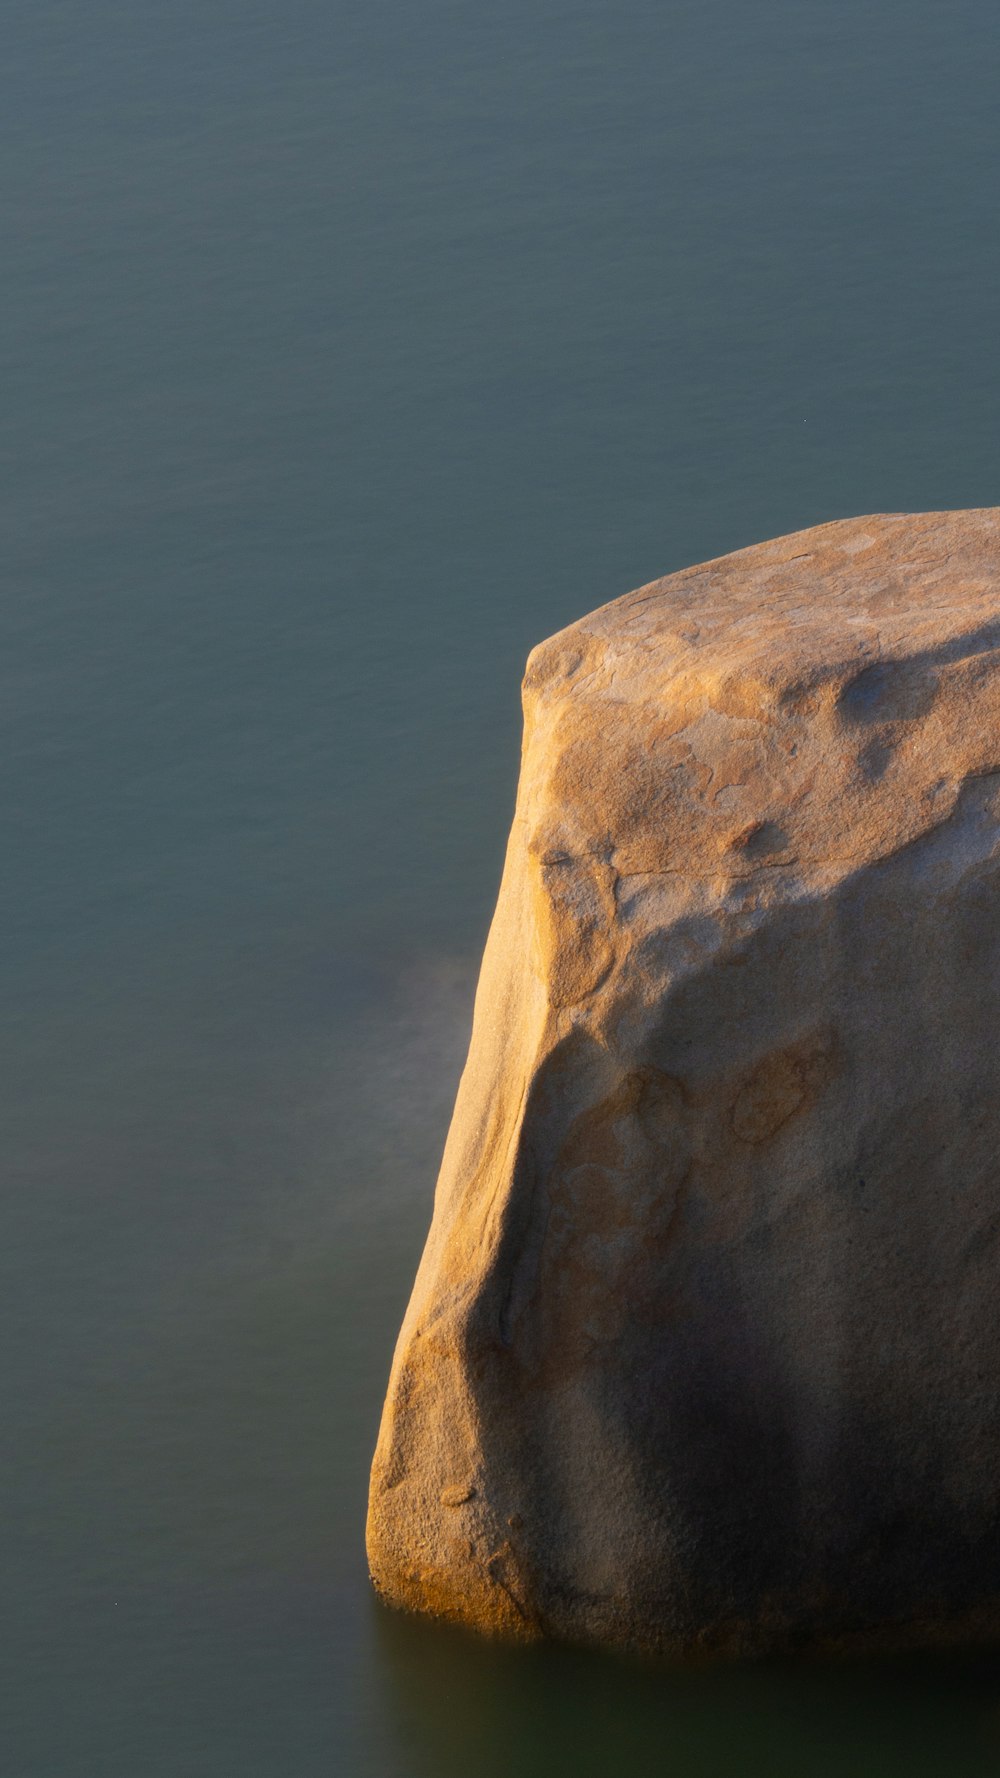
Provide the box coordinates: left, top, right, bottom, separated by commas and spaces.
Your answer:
5, 1, 1000, 1771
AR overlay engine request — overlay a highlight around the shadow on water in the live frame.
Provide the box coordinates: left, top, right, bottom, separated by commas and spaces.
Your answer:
374, 1603, 1000, 1778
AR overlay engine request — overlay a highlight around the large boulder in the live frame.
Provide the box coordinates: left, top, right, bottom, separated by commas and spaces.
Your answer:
367, 510, 1000, 1656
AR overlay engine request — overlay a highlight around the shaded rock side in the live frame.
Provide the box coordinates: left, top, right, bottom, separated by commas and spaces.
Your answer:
367, 509, 1000, 1657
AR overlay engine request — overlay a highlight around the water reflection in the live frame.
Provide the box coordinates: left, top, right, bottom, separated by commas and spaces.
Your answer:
375, 1603, 1000, 1778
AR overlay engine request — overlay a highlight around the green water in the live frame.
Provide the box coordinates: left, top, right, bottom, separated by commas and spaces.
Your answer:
5, 1, 1000, 1770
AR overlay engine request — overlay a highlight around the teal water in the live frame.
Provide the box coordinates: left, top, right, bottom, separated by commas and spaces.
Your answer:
5, 2, 1000, 1771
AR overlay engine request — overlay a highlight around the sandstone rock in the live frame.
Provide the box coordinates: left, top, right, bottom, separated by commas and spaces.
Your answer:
367, 509, 1000, 1657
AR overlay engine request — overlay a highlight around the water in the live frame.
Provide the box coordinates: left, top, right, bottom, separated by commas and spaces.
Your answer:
5, 1, 1000, 1771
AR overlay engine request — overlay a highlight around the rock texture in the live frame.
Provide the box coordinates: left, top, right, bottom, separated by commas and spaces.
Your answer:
367, 509, 1000, 1657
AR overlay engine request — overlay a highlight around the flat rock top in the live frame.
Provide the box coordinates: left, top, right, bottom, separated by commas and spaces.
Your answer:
529, 510, 1000, 693
520, 510, 1000, 885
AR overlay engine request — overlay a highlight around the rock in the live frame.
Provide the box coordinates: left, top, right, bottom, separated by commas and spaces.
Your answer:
367, 509, 1000, 1657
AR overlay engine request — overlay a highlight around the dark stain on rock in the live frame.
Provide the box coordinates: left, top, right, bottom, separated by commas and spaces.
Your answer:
731, 1031, 837, 1145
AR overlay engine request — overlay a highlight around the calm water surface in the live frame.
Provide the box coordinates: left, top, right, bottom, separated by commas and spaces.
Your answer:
5, 2, 1000, 1771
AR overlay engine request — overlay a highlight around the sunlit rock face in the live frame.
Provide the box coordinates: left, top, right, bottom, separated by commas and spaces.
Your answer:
367, 509, 1000, 1657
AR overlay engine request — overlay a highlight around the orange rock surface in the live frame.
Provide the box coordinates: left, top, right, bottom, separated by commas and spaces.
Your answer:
367, 510, 1000, 1655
